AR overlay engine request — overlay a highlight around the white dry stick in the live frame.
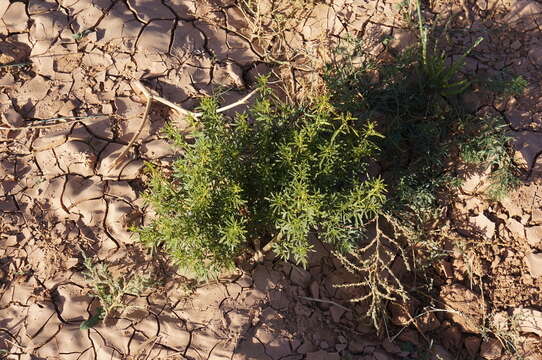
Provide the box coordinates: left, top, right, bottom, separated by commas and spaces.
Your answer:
203, 87, 260, 116
107, 83, 154, 174
108, 80, 260, 173
252, 233, 283, 263
0, 114, 108, 130
133, 80, 195, 118
134, 80, 260, 118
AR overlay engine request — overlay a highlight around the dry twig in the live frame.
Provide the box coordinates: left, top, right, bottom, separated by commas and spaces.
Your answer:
108, 80, 259, 173
251, 233, 283, 263
334, 216, 410, 333
298, 296, 352, 312
0, 114, 107, 130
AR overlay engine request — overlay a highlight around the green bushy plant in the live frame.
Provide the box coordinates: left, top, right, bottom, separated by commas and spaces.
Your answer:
139, 79, 386, 279
138, 0, 523, 335
324, 0, 523, 335
324, 0, 521, 217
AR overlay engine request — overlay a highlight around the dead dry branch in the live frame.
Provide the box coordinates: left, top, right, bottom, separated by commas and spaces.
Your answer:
107, 80, 260, 173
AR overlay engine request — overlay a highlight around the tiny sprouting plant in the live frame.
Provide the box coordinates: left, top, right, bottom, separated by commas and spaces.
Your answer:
459, 116, 520, 200
80, 253, 152, 328
80, 307, 104, 330
139, 78, 386, 279
72, 28, 94, 41
483, 73, 528, 97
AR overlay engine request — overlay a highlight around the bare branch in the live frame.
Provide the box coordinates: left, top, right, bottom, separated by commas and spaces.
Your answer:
210, 88, 260, 116
298, 296, 352, 312
0, 114, 107, 130
107, 93, 152, 172
134, 80, 259, 119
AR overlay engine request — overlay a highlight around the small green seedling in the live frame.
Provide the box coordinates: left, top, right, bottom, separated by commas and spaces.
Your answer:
72, 29, 94, 41
81, 253, 152, 324
80, 307, 104, 330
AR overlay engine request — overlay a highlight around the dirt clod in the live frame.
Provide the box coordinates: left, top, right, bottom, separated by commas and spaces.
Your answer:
440, 284, 486, 334
513, 308, 542, 337
525, 253, 542, 278
464, 336, 482, 358
526, 225, 542, 247
480, 338, 503, 360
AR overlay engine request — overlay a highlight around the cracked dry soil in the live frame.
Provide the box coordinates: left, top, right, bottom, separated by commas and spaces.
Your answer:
1, 0, 542, 359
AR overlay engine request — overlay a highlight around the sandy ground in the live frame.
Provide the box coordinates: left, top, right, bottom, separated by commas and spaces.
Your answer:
1, 0, 542, 359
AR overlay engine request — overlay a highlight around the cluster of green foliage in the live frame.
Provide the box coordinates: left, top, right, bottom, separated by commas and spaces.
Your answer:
139, 81, 386, 279
137, 0, 525, 335
324, 3, 522, 223
482, 72, 528, 97
318, 0, 525, 335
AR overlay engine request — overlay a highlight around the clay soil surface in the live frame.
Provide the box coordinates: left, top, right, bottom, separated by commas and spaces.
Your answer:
1, 0, 542, 359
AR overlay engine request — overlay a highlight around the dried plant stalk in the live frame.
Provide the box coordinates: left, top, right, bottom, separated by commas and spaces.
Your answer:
334, 216, 410, 332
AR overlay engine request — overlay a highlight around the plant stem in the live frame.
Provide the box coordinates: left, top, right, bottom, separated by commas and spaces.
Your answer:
252, 232, 283, 262
298, 296, 351, 312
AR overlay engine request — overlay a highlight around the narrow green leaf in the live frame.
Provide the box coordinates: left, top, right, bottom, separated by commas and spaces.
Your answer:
80, 307, 104, 330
